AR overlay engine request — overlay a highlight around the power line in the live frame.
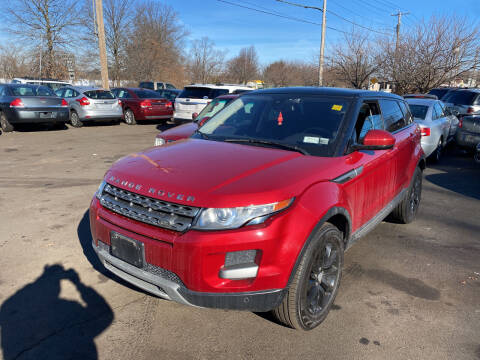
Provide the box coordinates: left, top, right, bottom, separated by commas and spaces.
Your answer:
327, 1, 392, 29
216, 0, 350, 35
277, 0, 392, 35
327, 8, 392, 35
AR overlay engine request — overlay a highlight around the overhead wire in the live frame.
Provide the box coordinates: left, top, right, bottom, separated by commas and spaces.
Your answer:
216, 0, 353, 35
328, 1, 392, 29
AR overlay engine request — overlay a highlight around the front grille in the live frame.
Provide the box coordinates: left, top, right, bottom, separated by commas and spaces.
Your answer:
99, 183, 200, 232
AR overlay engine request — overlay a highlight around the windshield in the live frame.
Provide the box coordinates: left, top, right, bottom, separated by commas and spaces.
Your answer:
196, 99, 231, 122
197, 94, 351, 157
408, 104, 429, 120
133, 89, 163, 99
10, 85, 56, 96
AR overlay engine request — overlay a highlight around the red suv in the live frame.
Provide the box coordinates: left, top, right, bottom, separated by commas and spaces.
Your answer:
111, 87, 173, 124
90, 88, 424, 330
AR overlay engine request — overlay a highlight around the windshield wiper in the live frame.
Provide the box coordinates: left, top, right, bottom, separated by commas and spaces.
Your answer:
224, 138, 309, 155
194, 129, 210, 140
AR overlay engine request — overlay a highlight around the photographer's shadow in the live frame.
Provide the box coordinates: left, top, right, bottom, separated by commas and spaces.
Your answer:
0, 265, 113, 360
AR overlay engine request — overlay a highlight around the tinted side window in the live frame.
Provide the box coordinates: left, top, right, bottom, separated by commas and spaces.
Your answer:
0, 86, 5, 96
398, 101, 413, 124
379, 99, 406, 132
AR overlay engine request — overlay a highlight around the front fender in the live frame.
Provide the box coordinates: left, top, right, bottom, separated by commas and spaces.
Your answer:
285, 181, 351, 286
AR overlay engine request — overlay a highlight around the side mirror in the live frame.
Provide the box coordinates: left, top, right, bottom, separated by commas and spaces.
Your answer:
192, 112, 198, 120
352, 130, 396, 151
198, 116, 210, 126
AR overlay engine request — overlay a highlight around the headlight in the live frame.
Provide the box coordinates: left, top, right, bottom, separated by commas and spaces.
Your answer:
95, 180, 107, 199
155, 137, 166, 146
193, 198, 293, 230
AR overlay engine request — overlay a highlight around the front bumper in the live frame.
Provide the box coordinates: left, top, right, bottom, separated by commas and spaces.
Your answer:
92, 239, 286, 311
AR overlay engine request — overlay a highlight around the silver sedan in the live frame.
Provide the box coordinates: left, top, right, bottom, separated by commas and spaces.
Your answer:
55, 86, 123, 127
405, 97, 458, 162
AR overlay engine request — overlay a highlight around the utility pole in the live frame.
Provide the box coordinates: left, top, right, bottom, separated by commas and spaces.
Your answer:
319, 0, 327, 87
94, 0, 109, 90
391, 10, 409, 51
275, 0, 326, 86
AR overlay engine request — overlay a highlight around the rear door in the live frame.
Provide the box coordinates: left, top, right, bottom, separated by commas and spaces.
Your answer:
432, 102, 450, 142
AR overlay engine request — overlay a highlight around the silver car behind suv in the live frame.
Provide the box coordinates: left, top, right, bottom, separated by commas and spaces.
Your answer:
55, 86, 123, 127
405, 96, 458, 162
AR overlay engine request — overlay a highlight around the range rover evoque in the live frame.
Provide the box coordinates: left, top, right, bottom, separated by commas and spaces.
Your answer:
90, 87, 424, 330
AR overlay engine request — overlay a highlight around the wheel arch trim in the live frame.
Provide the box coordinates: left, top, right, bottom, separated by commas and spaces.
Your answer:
286, 206, 351, 287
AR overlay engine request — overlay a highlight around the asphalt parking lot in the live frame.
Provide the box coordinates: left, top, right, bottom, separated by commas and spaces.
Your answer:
0, 123, 479, 360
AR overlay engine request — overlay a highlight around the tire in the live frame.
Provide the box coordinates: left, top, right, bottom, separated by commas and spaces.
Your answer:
0, 111, 14, 132
124, 109, 136, 125
430, 138, 443, 163
272, 223, 344, 330
70, 111, 83, 128
391, 167, 422, 224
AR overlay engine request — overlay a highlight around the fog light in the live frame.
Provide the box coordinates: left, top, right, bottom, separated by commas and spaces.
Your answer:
225, 250, 257, 266
220, 250, 259, 280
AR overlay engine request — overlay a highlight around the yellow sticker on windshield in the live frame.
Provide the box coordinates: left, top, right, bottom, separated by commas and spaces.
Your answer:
332, 104, 343, 111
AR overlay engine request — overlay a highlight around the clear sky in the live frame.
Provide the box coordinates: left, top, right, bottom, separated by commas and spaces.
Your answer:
162, 0, 480, 65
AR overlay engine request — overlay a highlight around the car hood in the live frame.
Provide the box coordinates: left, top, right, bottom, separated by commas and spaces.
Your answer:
105, 139, 347, 208
157, 123, 198, 141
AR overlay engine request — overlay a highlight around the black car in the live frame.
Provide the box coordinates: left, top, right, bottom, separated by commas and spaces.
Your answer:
0, 84, 69, 132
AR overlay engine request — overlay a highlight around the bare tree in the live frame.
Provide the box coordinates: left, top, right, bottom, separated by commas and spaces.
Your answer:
0, 44, 29, 80
225, 46, 259, 84
263, 60, 317, 87
330, 30, 381, 89
125, 1, 188, 86
379, 15, 480, 94
187, 37, 226, 83
3, 0, 81, 78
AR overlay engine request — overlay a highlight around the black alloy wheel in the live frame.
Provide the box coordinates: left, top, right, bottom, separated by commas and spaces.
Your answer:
272, 223, 344, 330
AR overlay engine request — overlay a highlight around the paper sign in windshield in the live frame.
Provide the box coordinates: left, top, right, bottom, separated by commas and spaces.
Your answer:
303, 136, 319, 144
